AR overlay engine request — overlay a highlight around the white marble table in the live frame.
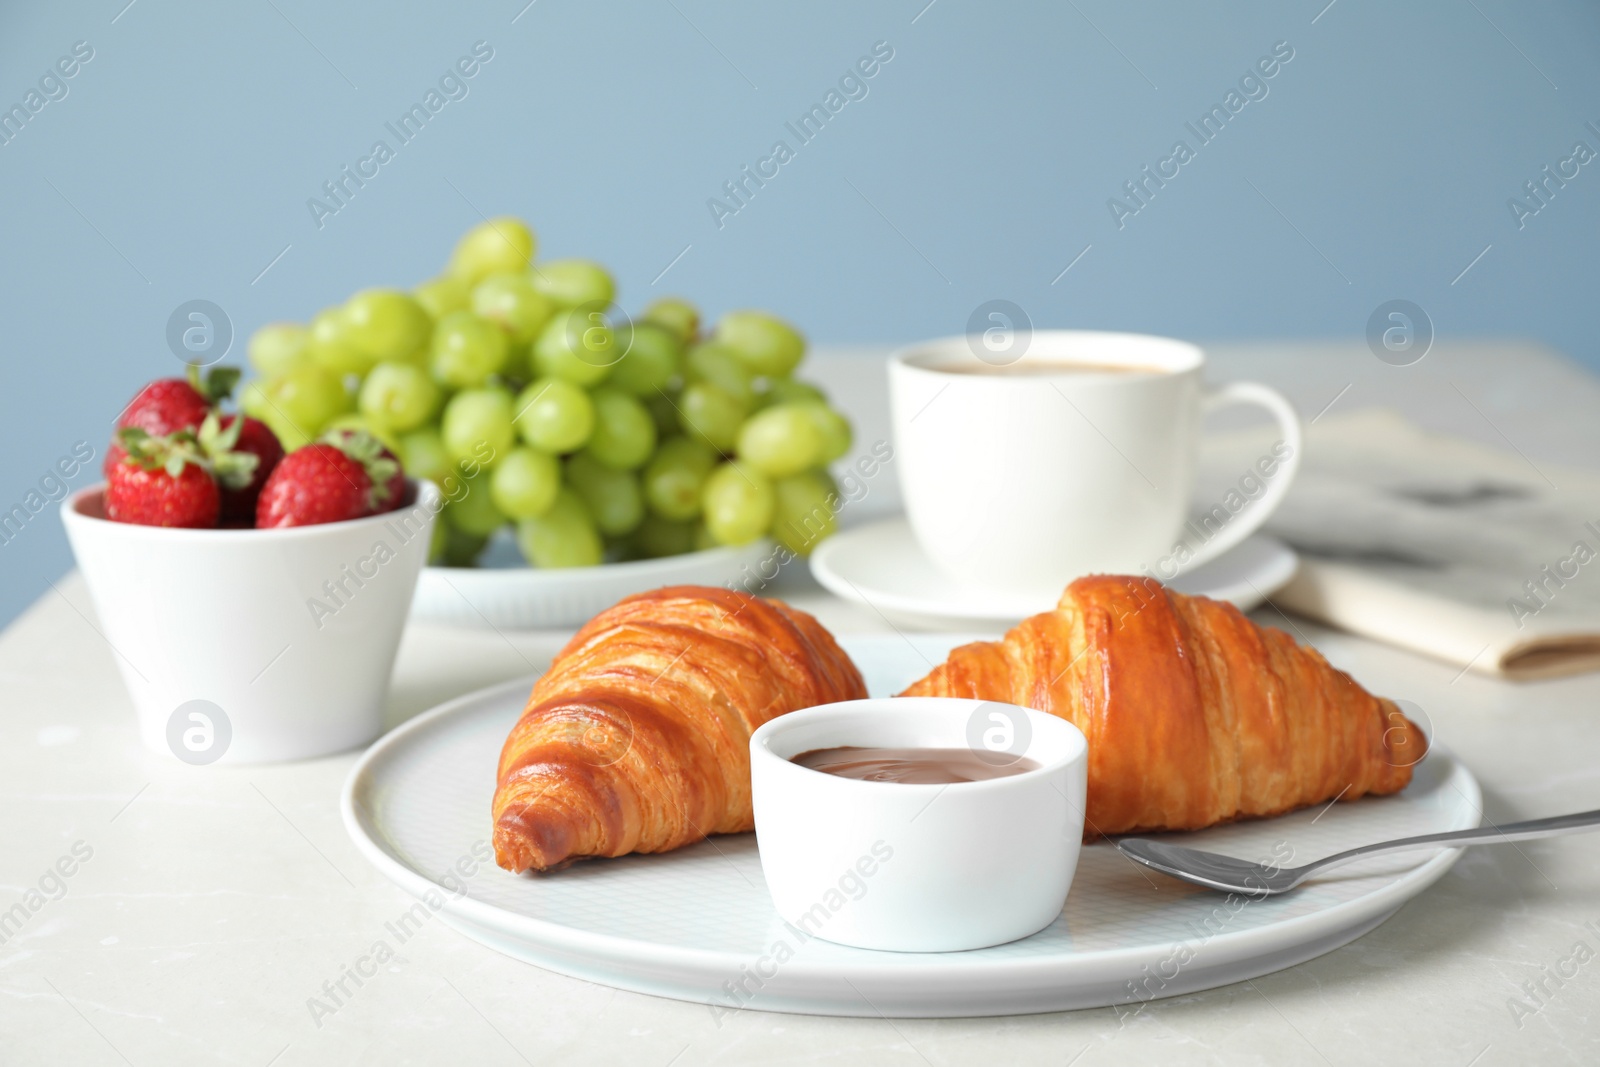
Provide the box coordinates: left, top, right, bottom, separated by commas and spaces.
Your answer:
6, 342, 1600, 1066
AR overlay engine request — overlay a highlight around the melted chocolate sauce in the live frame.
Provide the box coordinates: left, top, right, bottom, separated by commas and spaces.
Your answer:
791, 746, 1040, 784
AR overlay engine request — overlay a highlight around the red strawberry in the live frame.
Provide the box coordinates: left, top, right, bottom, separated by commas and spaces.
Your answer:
106, 453, 219, 528
105, 415, 262, 529
117, 379, 209, 436
314, 428, 406, 514
256, 445, 368, 527
217, 415, 284, 526
326, 429, 407, 513
256, 430, 405, 529
106, 366, 242, 477
104, 379, 204, 478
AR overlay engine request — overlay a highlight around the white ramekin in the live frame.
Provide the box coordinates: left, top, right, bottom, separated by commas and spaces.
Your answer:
61, 480, 439, 764
750, 697, 1087, 953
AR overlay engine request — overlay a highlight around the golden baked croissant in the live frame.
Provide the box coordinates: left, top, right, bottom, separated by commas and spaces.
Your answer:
493, 585, 868, 873
901, 575, 1426, 837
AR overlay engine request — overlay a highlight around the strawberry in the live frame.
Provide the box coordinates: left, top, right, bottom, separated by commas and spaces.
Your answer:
106, 366, 241, 477
256, 429, 405, 529
217, 415, 284, 526
327, 428, 407, 513
117, 379, 209, 436
105, 415, 259, 528
106, 449, 219, 528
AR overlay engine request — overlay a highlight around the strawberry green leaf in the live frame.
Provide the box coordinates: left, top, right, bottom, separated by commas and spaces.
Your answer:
321, 428, 402, 509
201, 366, 241, 404
195, 411, 258, 489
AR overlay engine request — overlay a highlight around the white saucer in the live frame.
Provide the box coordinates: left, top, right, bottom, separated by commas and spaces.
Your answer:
809, 518, 1298, 629
342, 633, 1475, 1018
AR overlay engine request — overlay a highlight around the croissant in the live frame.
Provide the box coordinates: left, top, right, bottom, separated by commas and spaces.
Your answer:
900, 575, 1426, 837
493, 585, 868, 872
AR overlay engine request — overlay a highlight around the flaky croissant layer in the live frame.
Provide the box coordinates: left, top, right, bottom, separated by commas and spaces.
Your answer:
493, 585, 868, 873
901, 575, 1425, 838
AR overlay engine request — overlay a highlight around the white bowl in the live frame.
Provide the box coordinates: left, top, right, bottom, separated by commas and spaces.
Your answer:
409, 536, 778, 630
61, 480, 439, 764
749, 697, 1087, 953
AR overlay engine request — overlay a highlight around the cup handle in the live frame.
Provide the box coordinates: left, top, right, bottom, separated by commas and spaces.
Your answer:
1176, 381, 1303, 574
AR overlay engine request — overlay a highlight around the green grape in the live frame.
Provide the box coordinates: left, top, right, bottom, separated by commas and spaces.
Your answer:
633, 513, 697, 558
389, 343, 431, 370
514, 377, 594, 453
608, 322, 682, 396
715, 310, 805, 377
323, 413, 402, 456
261, 414, 311, 452
359, 362, 440, 432
307, 306, 375, 377
606, 534, 644, 563
433, 522, 489, 566
566, 452, 645, 536
684, 342, 755, 404
472, 272, 555, 346
643, 436, 717, 521
499, 337, 535, 382
248, 323, 311, 377
758, 377, 828, 409
414, 275, 472, 320
639, 297, 700, 344
448, 217, 536, 283
261, 364, 352, 445
772, 469, 839, 556
239, 379, 272, 421
441, 388, 515, 468
516, 488, 603, 568
430, 310, 509, 389
584, 388, 657, 470
801, 402, 852, 463
344, 289, 431, 362
735, 403, 824, 478
532, 307, 616, 386
437, 465, 468, 502
428, 516, 449, 563
646, 391, 680, 437
701, 461, 775, 546
398, 427, 450, 485
447, 472, 509, 536
677, 381, 748, 453
490, 446, 561, 519
530, 259, 615, 308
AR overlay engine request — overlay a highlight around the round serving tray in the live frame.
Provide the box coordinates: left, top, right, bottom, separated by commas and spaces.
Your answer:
343, 634, 1476, 1017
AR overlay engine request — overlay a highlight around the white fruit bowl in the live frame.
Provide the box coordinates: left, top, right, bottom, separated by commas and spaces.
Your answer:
409, 535, 778, 630
61, 480, 439, 764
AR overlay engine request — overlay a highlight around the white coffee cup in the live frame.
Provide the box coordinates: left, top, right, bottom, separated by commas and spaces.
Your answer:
888, 330, 1302, 598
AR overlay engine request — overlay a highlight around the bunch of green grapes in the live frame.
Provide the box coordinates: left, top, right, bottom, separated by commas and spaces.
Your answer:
241, 217, 852, 568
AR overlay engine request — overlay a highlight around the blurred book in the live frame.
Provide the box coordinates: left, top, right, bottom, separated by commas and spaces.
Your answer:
1199, 407, 1600, 680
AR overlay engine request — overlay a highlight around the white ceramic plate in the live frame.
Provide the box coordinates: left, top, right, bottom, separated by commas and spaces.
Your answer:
810, 517, 1298, 629
409, 534, 775, 630
343, 634, 1476, 1018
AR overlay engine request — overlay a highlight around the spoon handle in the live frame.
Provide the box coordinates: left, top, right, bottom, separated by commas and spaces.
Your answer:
1304, 807, 1600, 876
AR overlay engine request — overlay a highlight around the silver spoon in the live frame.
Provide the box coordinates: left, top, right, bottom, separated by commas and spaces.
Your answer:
1117, 808, 1600, 896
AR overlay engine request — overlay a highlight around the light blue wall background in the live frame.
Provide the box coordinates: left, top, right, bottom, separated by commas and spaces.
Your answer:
2, 0, 1598, 625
